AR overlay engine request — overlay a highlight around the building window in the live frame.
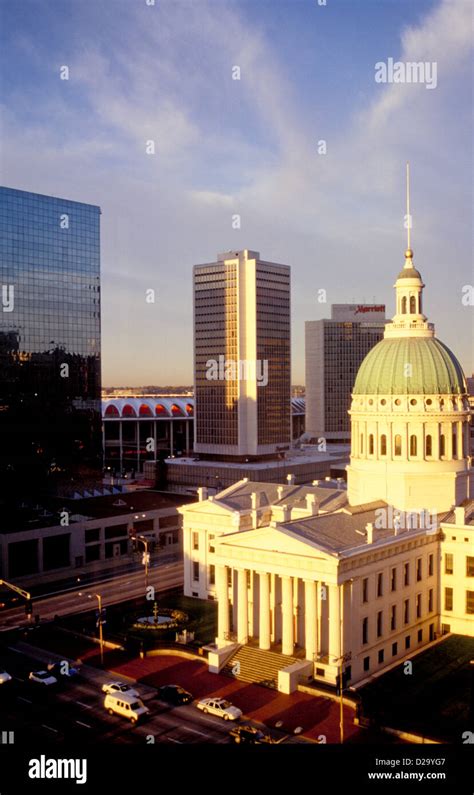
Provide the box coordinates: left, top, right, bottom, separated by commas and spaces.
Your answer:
428, 553, 433, 577
376, 611, 383, 637
360, 434, 364, 454
410, 434, 417, 456
227, 569, 232, 587
363, 656, 370, 672
440, 434, 445, 457
404, 562, 409, 586
380, 434, 387, 455
466, 591, 474, 615
362, 577, 368, 603
377, 572, 383, 597
417, 628, 422, 643
425, 434, 432, 456
192, 532, 199, 551
445, 553, 453, 575
428, 588, 433, 612
192, 561, 199, 582
392, 642, 398, 656
208, 534, 215, 554
209, 564, 215, 586
466, 557, 474, 577
362, 617, 368, 645
410, 295, 416, 313
390, 605, 396, 631
416, 557, 422, 581
378, 649, 384, 664
404, 599, 409, 624
416, 593, 422, 618
401, 296, 407, 314
452, 431, 457, 458
405, 635, 411, 650
369, 434, 374, 455
429, 623, 435, 641
444, 587, 453, 611
390, 567, 397, 592
394, 434, 402, 456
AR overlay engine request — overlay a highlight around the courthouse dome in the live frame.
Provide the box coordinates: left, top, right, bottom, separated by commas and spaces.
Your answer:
353, 336, 466, 396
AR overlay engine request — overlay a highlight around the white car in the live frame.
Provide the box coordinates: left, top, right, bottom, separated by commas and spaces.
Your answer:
28, 670, 57, 686
101, 682, 139, 697
0, 669, 12, 685
196, 697, 242, 721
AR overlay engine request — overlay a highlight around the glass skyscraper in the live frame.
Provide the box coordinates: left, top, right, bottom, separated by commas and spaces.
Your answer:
0, 187, 101, 503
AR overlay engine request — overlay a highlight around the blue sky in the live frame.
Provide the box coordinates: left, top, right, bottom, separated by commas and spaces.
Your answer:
1, 0, 472, 385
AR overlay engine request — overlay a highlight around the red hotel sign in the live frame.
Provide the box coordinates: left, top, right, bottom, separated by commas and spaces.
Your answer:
354, 305, 385, 314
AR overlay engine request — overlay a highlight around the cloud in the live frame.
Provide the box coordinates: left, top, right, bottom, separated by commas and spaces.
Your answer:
1, 0, 472, 383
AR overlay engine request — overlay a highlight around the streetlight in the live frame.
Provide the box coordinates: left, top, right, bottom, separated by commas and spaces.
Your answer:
78, 592, 105, 666
130, 534, 150, 591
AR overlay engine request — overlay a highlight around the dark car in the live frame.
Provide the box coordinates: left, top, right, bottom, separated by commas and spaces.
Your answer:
229, 725, 276, 745
46, 662, 80, 678
157, 685, 193, 705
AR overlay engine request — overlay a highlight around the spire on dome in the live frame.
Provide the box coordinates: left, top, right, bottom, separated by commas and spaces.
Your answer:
404, 161, 414, 267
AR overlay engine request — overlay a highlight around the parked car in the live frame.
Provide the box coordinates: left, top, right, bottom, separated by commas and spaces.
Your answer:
47, 662, 80, 678
0, 669, 12, 685
104, 692, 149, 724
102, 681, 139, 697
28, 670, 57, 686
229, 725, 276, 744
157, 685, 193, 705
196, 697, 242, 721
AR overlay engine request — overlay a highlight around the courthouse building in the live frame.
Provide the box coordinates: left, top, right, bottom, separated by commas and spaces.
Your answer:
180, 240, 474, 691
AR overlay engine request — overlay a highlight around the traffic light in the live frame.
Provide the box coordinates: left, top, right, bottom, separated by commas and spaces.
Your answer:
25, 599, 33, 616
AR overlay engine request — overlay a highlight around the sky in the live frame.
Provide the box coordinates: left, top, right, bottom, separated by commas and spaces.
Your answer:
0, 0, 472, 386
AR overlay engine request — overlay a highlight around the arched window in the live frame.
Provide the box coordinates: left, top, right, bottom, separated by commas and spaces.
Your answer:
452, 430, 457, 458
105, 404, 119, 417
440, 434, 445, 457
369, 434, 374, 455
380, 434, 387, 455
360, 434, 364, 454
410, 435, 417, 456
410, 295, 416, 313
425, 435, 432, 456
401, 296, 407, 314
394, 434, 402, 456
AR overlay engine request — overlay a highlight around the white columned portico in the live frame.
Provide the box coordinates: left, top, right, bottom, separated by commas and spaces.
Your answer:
281, 575, 294, 655
237, 568, 249, 644
329, 583, 341, 662
259, 572, 271, 650
216, 564, 229, 642
304, 579, 317, 662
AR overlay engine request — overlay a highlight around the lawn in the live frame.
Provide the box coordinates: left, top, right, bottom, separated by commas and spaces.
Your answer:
359, 635, 474, 742
55, 588, 218, 648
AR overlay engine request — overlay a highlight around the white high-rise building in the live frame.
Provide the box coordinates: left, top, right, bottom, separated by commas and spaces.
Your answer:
193, 250, 291, 461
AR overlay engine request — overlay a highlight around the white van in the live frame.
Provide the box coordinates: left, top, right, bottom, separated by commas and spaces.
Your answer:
104, 692, 149, 724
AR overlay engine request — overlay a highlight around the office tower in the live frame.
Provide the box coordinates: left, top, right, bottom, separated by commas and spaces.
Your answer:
305, 304, 386, 442
0, 187, 101, 501
193, 250, 291, 460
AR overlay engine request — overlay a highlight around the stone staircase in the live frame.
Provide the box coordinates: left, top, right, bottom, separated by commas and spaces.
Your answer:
222, 645, 298, 689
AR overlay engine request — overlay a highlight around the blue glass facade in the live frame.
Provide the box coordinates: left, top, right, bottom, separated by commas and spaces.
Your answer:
0, 187, 101, 501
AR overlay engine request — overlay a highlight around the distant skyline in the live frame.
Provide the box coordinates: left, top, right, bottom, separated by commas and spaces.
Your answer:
1, 0, 472, 385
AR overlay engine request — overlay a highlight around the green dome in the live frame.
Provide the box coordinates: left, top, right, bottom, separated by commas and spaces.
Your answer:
353, 337, 466, 395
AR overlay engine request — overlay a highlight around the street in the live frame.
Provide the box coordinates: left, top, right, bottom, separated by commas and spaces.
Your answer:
0, 643, 251, 746
0, 561, 184, 630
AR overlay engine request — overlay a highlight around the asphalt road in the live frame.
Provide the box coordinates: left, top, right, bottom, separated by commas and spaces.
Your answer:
0, 561, 184, 630
0, 643, 242, 746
